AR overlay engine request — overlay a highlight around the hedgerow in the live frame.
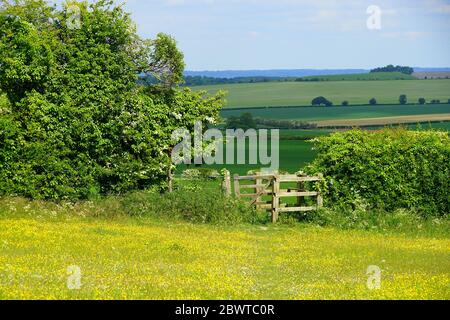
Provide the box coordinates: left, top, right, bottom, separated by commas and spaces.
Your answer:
307, 129, 450, 216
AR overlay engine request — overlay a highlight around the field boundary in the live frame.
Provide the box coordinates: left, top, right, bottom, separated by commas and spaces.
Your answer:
315, 114, 450, 128
221, 103, 450, 112
223, 171, 323, 223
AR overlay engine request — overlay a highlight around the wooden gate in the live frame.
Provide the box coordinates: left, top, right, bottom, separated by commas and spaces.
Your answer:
223, 171, 323, 223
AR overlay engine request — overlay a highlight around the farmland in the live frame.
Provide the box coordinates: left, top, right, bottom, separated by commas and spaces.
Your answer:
1, 0, 449, 304
177, 138, 317, 175
0, 212, 449, 300
221, 104, 450, 122
414, 72, 450, 80
178, 123, 450, 176
315, 114, 450, 127
197, 79, 450, 108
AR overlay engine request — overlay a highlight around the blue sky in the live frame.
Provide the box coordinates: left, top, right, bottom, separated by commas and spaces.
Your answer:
68, 0, 450, 70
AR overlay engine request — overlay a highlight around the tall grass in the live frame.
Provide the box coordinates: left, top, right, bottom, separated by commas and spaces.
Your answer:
0, 180, 268, 225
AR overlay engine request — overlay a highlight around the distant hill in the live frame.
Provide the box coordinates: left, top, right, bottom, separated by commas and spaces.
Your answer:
184, 68, 450, 79
184, 69, 368, 79
182, 71, 415, 86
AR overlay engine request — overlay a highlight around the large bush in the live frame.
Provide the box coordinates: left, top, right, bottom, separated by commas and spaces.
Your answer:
0, 0, 224, 199
307, 129, 450, 216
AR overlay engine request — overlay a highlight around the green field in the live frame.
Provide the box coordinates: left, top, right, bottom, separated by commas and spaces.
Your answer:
177, 124, 450, 176
221, 104, 450, 121
176, 129, 333, 175
1, 214, 449, 300
177, 139, 317, 175
197, 80, 450, 108
300, 72, 416, 81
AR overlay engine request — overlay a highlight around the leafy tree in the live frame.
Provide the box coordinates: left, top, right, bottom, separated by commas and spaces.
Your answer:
225, 113, 256, 130
0, 0, 224, 199
399, 94, 408, 105
145, 33, 185, 90
371, 65, 414, 75
418, 98, 426, 105
341, 101, 349, 106
312, 96, 332, 107
369, 98, 377, 105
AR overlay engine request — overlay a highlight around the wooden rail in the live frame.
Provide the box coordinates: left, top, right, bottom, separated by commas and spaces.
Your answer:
222, 171, 324, 223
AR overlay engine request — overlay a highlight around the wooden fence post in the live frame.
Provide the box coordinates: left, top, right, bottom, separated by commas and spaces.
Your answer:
255, 175, 262, 205
234, 174, 241, 198
271, 174, 280, 223
222, 170, 231, 197
296, 172, 306, 208
317, 173, 324, 208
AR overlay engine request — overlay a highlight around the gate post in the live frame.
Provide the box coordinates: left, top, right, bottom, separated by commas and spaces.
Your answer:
255, 175, 262, 205
234, 174, 241, 198
222, 170, 231, 197
317, 173, 324, 208
271, 174, 280, 223
296, 171, 306, 208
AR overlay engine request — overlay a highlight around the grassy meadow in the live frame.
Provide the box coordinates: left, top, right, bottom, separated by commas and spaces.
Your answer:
0, 204, 449, 300
198, 79, 450, 108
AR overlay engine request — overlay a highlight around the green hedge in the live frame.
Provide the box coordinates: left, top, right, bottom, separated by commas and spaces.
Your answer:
307, 129, 450, 216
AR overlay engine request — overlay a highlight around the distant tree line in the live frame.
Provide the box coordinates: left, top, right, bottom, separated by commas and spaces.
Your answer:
370, 65, 414, 75
225, 113, 257, 130
183, 76, 296, 86
138, 66, 418, 86
254, 118, 318, 129
141, 75, 299, 86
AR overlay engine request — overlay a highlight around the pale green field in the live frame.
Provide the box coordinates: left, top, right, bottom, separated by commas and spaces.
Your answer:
0, 215, 448, 300
197, 80, 450, 108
